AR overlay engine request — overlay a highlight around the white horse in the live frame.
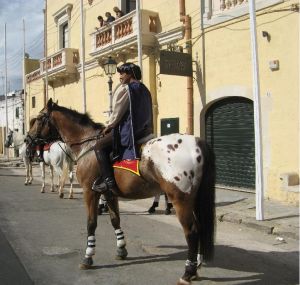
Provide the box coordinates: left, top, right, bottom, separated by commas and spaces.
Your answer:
39, 141, 75, 199
5, 129, 75, 198
5, 129, 35, 185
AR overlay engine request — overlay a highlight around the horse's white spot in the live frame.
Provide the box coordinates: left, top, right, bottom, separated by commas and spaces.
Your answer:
142, 134, 203, 194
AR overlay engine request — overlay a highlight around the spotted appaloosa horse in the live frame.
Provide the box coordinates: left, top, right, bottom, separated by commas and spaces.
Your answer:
27, 99, 216, 285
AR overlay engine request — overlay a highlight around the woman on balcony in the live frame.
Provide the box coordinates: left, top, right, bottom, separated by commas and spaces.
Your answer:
113, 6, 124, 18
97, 16, 106, 28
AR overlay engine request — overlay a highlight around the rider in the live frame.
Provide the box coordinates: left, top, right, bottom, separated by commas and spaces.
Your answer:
92, 62, 154, 195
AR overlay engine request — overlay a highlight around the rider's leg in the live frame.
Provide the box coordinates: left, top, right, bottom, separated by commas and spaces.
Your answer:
92, 133, 116, 194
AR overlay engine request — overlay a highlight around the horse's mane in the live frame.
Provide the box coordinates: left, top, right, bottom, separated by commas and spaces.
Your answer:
52, 104, 105, 130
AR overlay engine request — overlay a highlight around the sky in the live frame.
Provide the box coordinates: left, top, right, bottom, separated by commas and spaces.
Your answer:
0, 0, 44, 94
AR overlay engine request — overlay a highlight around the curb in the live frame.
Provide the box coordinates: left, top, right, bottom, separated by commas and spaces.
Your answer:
217, 212, 299, 240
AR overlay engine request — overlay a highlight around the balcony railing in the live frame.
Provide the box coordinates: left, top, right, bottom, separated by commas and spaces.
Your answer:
90, 9, 158, 58
220, 0, 248, 10
26, 69, 41, 83
40, 48, 79, 78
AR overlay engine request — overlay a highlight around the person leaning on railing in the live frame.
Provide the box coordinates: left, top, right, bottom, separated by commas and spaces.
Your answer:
113, 6, 124, 19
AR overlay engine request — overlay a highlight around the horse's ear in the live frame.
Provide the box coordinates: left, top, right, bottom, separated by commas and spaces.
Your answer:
47, 98, 53, 110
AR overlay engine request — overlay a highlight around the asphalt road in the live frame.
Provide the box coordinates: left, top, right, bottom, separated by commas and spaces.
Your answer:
0, 166, 298, 285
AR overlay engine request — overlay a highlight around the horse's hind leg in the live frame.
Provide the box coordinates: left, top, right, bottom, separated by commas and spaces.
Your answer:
40, 162, 46, 193
24, 162, 29, 185
80, 189, 99, 270
105, 193, 128, 260
171, 196, 199, 285
49, 165, 55, 192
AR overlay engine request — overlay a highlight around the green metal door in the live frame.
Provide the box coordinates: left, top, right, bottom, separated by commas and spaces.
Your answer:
161, 118, 179, 136
205, 97, 255, 190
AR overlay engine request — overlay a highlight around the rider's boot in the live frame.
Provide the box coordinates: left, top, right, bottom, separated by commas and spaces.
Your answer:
92, 148, 117, 195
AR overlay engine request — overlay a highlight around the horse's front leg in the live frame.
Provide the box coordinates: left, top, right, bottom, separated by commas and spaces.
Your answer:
68, 165, 74, 199
28, 161, 33, 184
80, 190, 99, 270
105, 193, 128, 260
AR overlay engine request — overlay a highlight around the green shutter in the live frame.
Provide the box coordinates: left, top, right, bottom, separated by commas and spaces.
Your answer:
205, 97, 255, 190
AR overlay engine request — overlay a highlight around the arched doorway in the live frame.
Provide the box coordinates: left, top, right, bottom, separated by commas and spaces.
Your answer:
205, 97, 255, 190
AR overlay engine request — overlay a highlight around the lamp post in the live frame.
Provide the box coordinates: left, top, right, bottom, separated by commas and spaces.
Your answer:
103, 56, 117, 115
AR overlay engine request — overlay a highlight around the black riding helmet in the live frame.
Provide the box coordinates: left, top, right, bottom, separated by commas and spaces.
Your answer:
117, 62, 142, 80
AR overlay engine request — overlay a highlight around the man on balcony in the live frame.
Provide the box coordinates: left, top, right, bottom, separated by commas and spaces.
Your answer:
92, 63, 153, 196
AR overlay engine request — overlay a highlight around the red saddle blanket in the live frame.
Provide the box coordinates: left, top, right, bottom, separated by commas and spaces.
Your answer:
113, 159, 140, 176
36, 142, 54, 151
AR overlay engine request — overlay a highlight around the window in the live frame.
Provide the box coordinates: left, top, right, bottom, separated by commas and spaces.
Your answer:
32, 97, 36, 109
126, 0, 136, 13
16, 107, 19, 118
61, 22, 69, 48
53, 4, 72, 49
120, 0, 136, 14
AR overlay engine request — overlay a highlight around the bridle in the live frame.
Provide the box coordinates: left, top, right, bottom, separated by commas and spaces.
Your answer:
27, 108, 105, 163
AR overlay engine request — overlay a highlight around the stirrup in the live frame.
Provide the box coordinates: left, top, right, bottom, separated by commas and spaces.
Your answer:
92, 177, 116, 195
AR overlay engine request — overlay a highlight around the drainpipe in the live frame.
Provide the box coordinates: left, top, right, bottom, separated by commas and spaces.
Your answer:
179, 0, 193, 134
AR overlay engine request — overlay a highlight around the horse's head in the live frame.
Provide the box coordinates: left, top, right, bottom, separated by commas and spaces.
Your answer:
4, 129, 13, 148
26, 99, 60, 144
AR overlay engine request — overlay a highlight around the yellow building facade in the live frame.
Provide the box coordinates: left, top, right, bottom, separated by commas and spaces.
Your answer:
25, 0, 299, 204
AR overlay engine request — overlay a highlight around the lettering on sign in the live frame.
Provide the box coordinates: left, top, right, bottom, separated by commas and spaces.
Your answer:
160, 50, 192, 77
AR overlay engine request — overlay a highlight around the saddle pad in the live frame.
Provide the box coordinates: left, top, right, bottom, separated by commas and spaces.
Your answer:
43, 142, 54, 151
113, 159, 140, 176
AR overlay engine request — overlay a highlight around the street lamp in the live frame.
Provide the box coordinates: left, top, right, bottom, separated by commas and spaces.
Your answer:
103, 56, 117, 115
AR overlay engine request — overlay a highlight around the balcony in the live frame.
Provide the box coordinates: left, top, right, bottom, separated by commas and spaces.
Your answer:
90, 10, 158, 60
26, 69, 41, 83
40, 48, 79, 79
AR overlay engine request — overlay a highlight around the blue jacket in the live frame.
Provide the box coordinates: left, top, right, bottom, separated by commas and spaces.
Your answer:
113, 81, 153, 160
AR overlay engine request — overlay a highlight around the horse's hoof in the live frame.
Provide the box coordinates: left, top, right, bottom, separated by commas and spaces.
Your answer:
179, 262, 198, 284
68, 195, 73, 199
177, 278, 192, 285
59, 193, 64, 199
115, 247, 128, 260
41, 189, 45, 193
24, 182, 28, 186
79, 257, 93, 270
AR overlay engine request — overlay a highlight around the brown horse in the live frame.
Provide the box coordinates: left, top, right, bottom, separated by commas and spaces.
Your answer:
27, 99, 216, 285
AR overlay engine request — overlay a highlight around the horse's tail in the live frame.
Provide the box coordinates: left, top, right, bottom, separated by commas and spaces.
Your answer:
195, 139, 216, 262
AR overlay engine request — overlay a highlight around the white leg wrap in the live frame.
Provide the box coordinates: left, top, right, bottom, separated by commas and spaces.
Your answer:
85, 235, 96, 258
115, 229, 126, 248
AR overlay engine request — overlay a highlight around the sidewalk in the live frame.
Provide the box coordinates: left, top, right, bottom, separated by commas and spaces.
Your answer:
0, 158, 299, 241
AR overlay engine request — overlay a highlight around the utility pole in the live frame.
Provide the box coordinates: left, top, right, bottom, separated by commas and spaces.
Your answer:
80, 0, 87, 113
249, 0, 264, 221
44, 0, 49, 106
4, 23, 9, 159
22, 19, 26, 134
136, 0, 143, 74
